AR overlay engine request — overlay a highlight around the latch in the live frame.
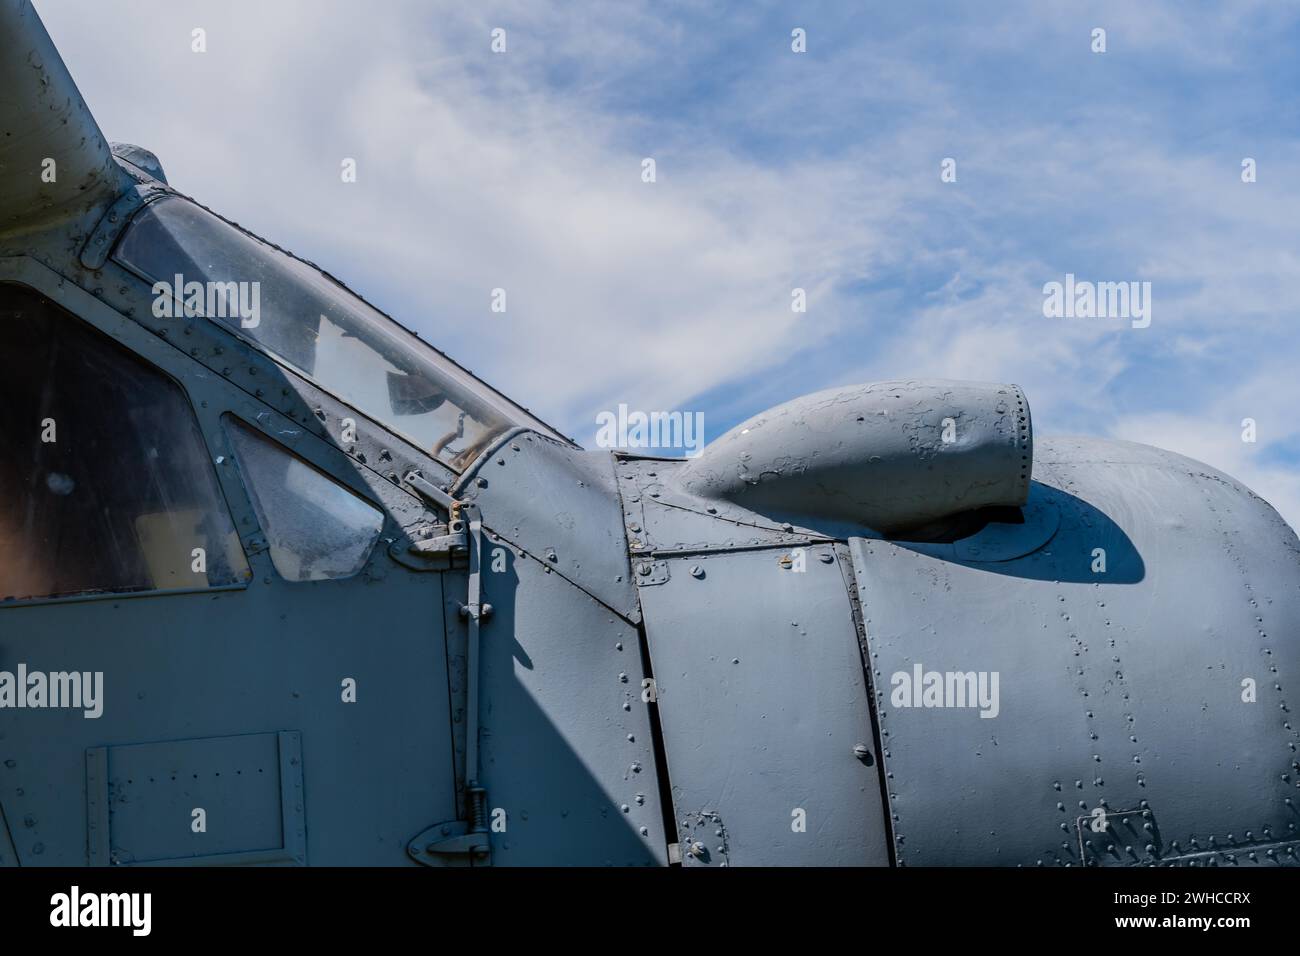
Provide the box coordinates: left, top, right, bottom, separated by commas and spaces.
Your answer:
391, 471, 471, 571
407, 819, 489, 866
388, 522, 468, 571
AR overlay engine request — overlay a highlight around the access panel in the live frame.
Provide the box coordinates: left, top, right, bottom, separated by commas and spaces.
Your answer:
637, 543, 890, 866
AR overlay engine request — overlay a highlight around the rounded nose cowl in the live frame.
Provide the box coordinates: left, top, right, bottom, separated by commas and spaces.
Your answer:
675, 380, 1032, 534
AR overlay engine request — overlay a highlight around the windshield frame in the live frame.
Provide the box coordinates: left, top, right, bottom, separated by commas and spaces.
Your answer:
109, 191, 574, 471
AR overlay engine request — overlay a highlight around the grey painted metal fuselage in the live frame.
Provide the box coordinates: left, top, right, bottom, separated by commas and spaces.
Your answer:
1, 0, 1297, 867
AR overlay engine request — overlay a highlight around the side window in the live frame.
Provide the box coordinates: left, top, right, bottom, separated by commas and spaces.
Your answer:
0, 283, 249, 602
225, 419, 384, 582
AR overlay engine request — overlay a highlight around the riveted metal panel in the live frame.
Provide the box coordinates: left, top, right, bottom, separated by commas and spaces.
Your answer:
638, 544, 890, 866
853, 437, 1300, 867
0, 259, 458, 866
616, 455, 833, 558
0, 0, 132, 234
675, 381, 1031, 534
85, 731, 305, 866
457, 435, 640, 621
450, 541, 667, 865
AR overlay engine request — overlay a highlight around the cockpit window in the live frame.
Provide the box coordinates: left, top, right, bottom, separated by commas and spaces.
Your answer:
114, 195, 563, 471
0, 283, 250, 602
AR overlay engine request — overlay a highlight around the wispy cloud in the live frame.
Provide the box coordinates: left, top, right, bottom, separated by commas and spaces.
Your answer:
37, 0, 1300, 528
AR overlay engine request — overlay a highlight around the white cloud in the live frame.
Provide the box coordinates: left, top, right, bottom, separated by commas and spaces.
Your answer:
33, 0, 1300, 518
1111, 360, 1300, 532
37, 0, 896, 437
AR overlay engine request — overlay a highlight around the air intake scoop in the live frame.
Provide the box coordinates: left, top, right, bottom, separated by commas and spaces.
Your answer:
675, 380, 1032, 534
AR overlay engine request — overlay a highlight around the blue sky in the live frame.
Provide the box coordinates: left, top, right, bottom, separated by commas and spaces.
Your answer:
38, 0, 1300, 527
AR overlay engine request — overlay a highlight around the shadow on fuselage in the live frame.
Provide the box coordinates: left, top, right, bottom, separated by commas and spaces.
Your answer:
890, 483, 1146, 585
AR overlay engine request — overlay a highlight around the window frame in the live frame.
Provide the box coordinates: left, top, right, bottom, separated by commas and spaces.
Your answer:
0, 276, 252, 607
108, 193, 572, 473
223, 413, 386, 583
0, 254, 450, 610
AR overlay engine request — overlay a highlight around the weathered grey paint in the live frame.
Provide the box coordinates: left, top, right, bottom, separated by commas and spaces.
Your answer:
2, 0, 1298, 868
465, 543, 667, 865
637, 544, 890, 866
849, 438, 1300, 866
0, 0, 132, 233
457, 432, 641, 622
676, 380, 1031, 534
